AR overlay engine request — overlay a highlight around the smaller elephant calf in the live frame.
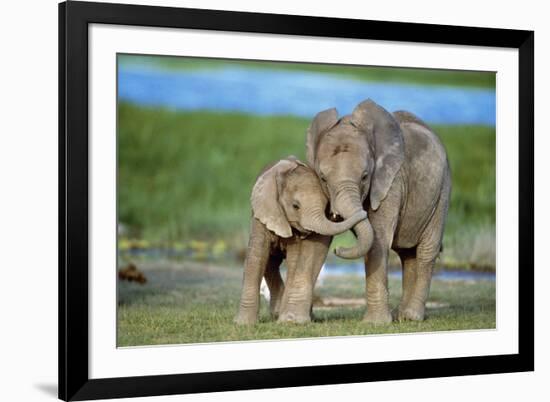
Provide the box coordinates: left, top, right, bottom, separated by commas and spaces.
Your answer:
235, 156, 367, 325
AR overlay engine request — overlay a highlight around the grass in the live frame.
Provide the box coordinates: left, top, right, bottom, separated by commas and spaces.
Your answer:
117, 260, 495, 346
118, 103, 495, 269
119, 54, 496, 88
436, 125, 496, 269
118, 105, 309, 241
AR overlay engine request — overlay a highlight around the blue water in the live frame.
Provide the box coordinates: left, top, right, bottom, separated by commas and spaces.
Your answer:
120, 247, 494, 282
323, 263, 495, 281
118, 66, 495, 126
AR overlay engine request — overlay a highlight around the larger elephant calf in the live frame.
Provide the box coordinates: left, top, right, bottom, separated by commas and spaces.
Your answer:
306, 99, 451, 323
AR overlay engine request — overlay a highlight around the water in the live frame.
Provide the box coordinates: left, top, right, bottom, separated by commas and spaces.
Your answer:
118, 66, 496, 126
120, 248, 494, 282
322, 262, 495, 282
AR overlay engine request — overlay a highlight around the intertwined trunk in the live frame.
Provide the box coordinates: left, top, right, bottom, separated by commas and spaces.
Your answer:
300, 205, 366, 236
331, 185, 374, 259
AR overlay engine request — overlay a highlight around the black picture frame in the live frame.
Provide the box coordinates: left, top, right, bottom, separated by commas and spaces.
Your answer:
59, 1, 534, 400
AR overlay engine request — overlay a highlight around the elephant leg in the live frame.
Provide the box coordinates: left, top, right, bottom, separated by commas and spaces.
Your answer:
363, 239, 392, 324
363, 199, 400, 324
264, 253, 284, 318
395, 248, 417, 320
279, 235, 329, 324
235, 220, 272, 325
278, 239, 309, 323
399, 251, 435, 321
311, 235, 331, 284
400, 188, 449, 321
308, 234, 332, 320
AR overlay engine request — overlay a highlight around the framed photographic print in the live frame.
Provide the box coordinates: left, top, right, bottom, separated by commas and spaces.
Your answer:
59, 1, 534, 400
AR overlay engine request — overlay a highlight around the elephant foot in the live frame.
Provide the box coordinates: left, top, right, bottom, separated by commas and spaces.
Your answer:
270, 305, 281, 320
396, 305, 425, 322
363, 309, 392, 325
234, 312, 257, 325
278, 311, 311, 324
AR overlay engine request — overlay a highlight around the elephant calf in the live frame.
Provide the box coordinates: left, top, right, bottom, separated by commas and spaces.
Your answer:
306, 99, 451, 323
235, 157, 367, 325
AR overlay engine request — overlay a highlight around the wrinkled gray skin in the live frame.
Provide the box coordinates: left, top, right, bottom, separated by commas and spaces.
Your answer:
306, 100, 451, 323
235, 157, 367, 325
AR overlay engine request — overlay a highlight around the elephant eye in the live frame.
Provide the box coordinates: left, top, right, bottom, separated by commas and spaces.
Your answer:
320, 175, 327, 183
292, 201, 301, 210
361, 172, 368, 181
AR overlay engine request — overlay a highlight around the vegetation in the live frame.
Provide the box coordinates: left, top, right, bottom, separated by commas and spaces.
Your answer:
119, 54, 496, 88
118, 104, 495, 269
117, 260, 495, 346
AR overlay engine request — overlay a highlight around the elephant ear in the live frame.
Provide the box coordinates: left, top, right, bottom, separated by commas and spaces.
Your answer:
351, 99, 405, 211
393, 110, 431, 131
306, 108, 339, 166
251, 159, 297, 238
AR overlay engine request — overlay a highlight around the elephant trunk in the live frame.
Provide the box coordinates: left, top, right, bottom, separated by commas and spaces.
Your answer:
332, 186, 374, 259
334, 219, 374, 259
301, 206, 366, 236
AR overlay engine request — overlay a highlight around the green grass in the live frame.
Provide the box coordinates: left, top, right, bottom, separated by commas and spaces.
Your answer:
118, 105, 309, 242
117, 260, 495, 346
119, 54, 496, 88
118, 103, 495, 269
438, 126, 496, 269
